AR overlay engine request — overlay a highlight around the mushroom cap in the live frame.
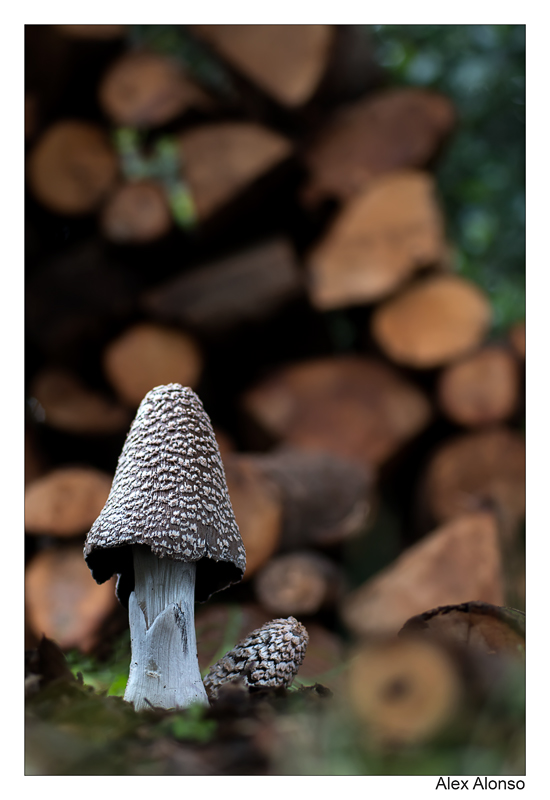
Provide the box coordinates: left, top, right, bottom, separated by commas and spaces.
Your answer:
203, 616, 309, 700
84, 384, 245, 604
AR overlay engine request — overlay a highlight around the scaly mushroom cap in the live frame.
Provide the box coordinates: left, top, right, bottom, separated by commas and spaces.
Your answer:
84, 384, 246, 604
203, 616, 309, 700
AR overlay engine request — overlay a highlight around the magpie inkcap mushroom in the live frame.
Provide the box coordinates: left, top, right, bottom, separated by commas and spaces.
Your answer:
84, 383, 246, 709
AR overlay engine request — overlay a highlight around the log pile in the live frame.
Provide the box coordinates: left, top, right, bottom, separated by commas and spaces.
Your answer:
25, 25, 524, 757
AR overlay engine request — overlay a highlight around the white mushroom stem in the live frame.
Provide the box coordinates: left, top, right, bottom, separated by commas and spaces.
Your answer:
124, 546, 209, 710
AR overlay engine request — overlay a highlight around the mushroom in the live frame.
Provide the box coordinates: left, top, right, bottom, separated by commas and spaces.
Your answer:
203, 616, 309, 701
84, 384, 246, 710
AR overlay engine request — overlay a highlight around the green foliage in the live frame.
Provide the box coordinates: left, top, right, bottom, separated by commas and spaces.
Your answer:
159, 704, 217, 743
113, 128, 197, 229
370, 24, 525, 332
128, 24, 234, 98
65, 630, 131, 696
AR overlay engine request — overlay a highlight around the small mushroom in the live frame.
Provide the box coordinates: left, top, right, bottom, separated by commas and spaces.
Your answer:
203, 616, 309, 701
84, 384, 246, 710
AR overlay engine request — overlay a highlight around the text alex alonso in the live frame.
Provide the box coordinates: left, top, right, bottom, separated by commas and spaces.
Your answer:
436, 778, 525, 790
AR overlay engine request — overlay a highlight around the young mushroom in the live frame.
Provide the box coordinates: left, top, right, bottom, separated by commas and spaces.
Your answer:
203, 616, 309, 701
84, 384, 246, 710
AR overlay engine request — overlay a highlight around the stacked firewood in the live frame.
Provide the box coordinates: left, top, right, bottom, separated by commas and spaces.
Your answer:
25, 24, 524, 745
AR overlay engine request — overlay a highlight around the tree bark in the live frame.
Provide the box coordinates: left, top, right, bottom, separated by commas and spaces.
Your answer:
144, 238, 303, 332
245, 447, 371, 548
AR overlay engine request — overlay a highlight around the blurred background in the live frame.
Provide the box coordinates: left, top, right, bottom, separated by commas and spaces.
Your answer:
24, 24, 525, 776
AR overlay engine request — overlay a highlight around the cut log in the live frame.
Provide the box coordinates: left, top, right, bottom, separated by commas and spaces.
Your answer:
25, 544, 117, 652
56, 25, 126, 39
25, 466, 113, 537
245, 447, 371, 548
242, 355, 431, 467
347, 638, 462, 746
421, 427, 525, 544
144, 238, 303, 332
223, 457, 283, 579
26, 240, 142, 360
100, 180, 172, 244
192, 25, 333, 107
30, 367, 131, 435
341, 512, 505, 638
303, 87, 455, 204
509, 320, 526, 360
437, 345, 520, 427
98, 50, 211, 128
254, 551, 344, 616
371, 274, 492, 368
177, 122, 292, 220
306, 170, 449, 309
27, 120, 119, 215
102, 322, 203, 407
399, 601, 525, 662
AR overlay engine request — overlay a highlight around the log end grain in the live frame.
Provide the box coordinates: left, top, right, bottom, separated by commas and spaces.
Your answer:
224, 456, 283, 579
101, 180, 172, 244
254, 551, 343, 616
371, 274, 492, 368
421, 427, 526, 542
192, 24, 333, 107
242, 356, 432, 467
179, 122, 292, 220
99, 50, 211, 128
307, 170, 449, 309
25, 466, 113, 537
27, 120, 119, 215
437, 345, 519, 427
347, 638, 462, 746
102, 322, 203, 407
30, 368, 131, 435
341, 511, 505, 638
304, 87, 456, 204
25, 545, 118, 652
